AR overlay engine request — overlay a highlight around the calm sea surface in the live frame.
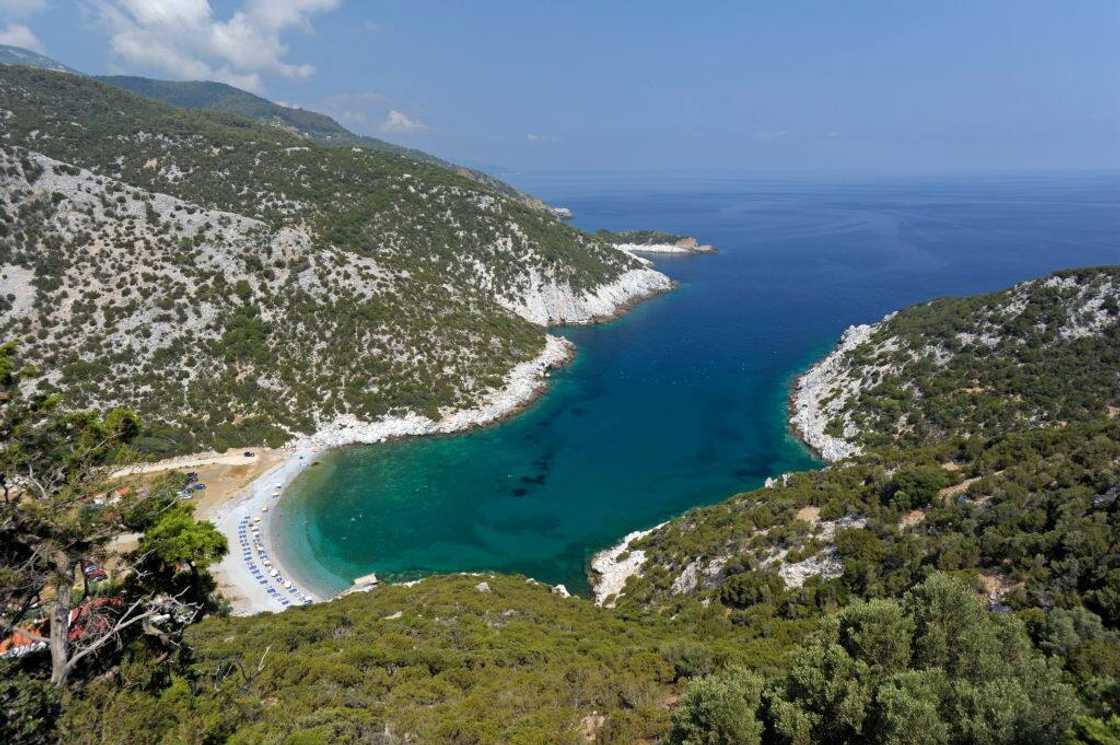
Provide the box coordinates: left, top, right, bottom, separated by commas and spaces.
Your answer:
274, 171, 1120, 596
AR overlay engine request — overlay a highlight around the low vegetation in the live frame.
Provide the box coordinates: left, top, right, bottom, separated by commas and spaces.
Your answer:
1, 62, 1118, 745
4, 267, 1119, 743
595, 229, 690, 245
0, 66, 644, 455
95, 74, 548, 209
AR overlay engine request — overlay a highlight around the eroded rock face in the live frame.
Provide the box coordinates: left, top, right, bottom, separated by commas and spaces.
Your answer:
589, 524, 665, 607
497, 267, 673, 326
790, 320, 886, 462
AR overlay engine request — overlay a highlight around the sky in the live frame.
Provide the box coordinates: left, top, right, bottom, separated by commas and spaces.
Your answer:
2, 1, 1118, 174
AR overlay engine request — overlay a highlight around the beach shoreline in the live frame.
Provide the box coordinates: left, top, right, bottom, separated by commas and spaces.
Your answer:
129, 259, 693, 615
199, 333, 576, 614
208, 446, 324, 613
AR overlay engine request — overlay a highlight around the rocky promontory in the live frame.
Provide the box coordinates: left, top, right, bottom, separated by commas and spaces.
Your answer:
597, 229, 717, 255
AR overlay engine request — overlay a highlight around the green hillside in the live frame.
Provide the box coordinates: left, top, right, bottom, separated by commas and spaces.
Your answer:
0, 66, 645, 454
4, 268, 1119, 744
53, 573, 1081, 745
94, 76, 431, 158
813, 267, 1120, 452
2, 62, 1120, 745
95, 75, 544, 208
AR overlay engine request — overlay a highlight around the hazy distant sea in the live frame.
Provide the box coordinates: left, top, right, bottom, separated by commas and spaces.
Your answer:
274, 170, 1120, 596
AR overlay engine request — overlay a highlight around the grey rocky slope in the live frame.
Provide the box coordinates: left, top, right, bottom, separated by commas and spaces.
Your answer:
0, 67, 671, 454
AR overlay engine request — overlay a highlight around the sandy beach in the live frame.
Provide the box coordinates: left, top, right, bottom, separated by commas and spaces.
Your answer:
123, 334, 576, 615
113, 447, 318, 612
207, 444, 324, 613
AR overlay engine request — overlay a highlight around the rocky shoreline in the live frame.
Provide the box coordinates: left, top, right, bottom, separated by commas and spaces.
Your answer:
588, 523, 666, 607
787, 315, 894, 463
300, 334, 575, 450
614, 236, 716, 255
500, 267, 674, 326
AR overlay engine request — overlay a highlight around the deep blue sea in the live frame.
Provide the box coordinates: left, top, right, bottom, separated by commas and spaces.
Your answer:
275, 171, 1120, 596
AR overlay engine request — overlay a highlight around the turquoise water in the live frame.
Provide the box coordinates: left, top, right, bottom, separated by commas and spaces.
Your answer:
275, 171, 1120, 596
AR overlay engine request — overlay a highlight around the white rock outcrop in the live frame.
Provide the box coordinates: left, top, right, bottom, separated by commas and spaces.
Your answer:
302, 335, 575, 450
790, 322, 881, 462
499, 268, 673, 326
613, 236, 715, 255
778, 550, 845, 588
766, 516, 867, 588
589, 523, 666, 606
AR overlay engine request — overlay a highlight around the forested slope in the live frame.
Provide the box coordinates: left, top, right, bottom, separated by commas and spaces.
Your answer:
94, 75, 545, 209
793, 267, 1120, 458
52, 573, 1083, 745
3, 64, 1118, 743
30, 268, 1116, 745
0, 67, 667, 454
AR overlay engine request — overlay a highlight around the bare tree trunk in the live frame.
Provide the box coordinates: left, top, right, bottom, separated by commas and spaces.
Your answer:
49, 559, 73, 687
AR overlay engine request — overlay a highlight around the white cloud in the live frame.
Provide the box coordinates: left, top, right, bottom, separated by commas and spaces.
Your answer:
0, 22, 44, 51
314, 91, 388, 127
93, 0, 341, 92
0, 0, 47, 17
527, 133, 560, 144
381, 109, 428, 134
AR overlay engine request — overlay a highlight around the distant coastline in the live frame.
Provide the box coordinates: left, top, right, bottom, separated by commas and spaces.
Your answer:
602, 230, 718, 258
616, 236, 717, 255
